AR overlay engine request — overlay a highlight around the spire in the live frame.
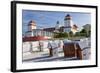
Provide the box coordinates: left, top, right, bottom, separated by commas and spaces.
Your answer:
64, 14, 72, 20
57, 21, 59, 24
55, 21, 61, 29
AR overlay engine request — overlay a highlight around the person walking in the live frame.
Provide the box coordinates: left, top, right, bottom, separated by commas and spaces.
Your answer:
48, 40, 59, 57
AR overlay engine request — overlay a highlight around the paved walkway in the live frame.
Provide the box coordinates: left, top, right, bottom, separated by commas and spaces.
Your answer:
23, 51, 78, 62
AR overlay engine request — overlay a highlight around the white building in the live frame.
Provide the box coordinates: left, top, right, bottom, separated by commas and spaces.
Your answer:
24, 14, 78, 39
64, 14, 72, 33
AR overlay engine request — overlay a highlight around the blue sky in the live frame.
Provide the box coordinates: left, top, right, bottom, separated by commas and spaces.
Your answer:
22, 10, 91, 34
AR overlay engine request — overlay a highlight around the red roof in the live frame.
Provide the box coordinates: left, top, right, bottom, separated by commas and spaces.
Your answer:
23, 36, 48, 42
72, 24, 78, 28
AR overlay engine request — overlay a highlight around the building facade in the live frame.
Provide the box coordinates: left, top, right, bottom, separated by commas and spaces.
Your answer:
64, 14, 72, 33
23, 14, 78, 41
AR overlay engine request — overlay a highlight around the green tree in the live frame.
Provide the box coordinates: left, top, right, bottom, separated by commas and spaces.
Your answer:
83, 24, 91, 37
75, 32, 80, 37
80, 29, 86, 33
88, 30, 91, 37
54, 32, 68, 38
69, 31, 73, 37
80, 29, 87, 36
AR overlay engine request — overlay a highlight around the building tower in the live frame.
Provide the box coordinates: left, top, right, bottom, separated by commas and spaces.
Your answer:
28, 20, 36, 31
27, 20, 37, 36
64, 14, 73, 32
71, 24, 78, 34
55, 21, 60, 32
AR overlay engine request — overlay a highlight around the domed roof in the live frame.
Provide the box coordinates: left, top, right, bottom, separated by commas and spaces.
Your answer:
28, 20, 36, 26
72, 24, 78, 29
55, 21, 61, 29
57, 21, 59, 24
29, 20, 36, 23
73, 24, 78, 28
64, 14, 72, 20
66, 14, 70, 17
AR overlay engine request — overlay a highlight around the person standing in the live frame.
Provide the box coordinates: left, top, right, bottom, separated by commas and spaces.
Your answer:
48, 40, 59, 57
39, 41, 44, 52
